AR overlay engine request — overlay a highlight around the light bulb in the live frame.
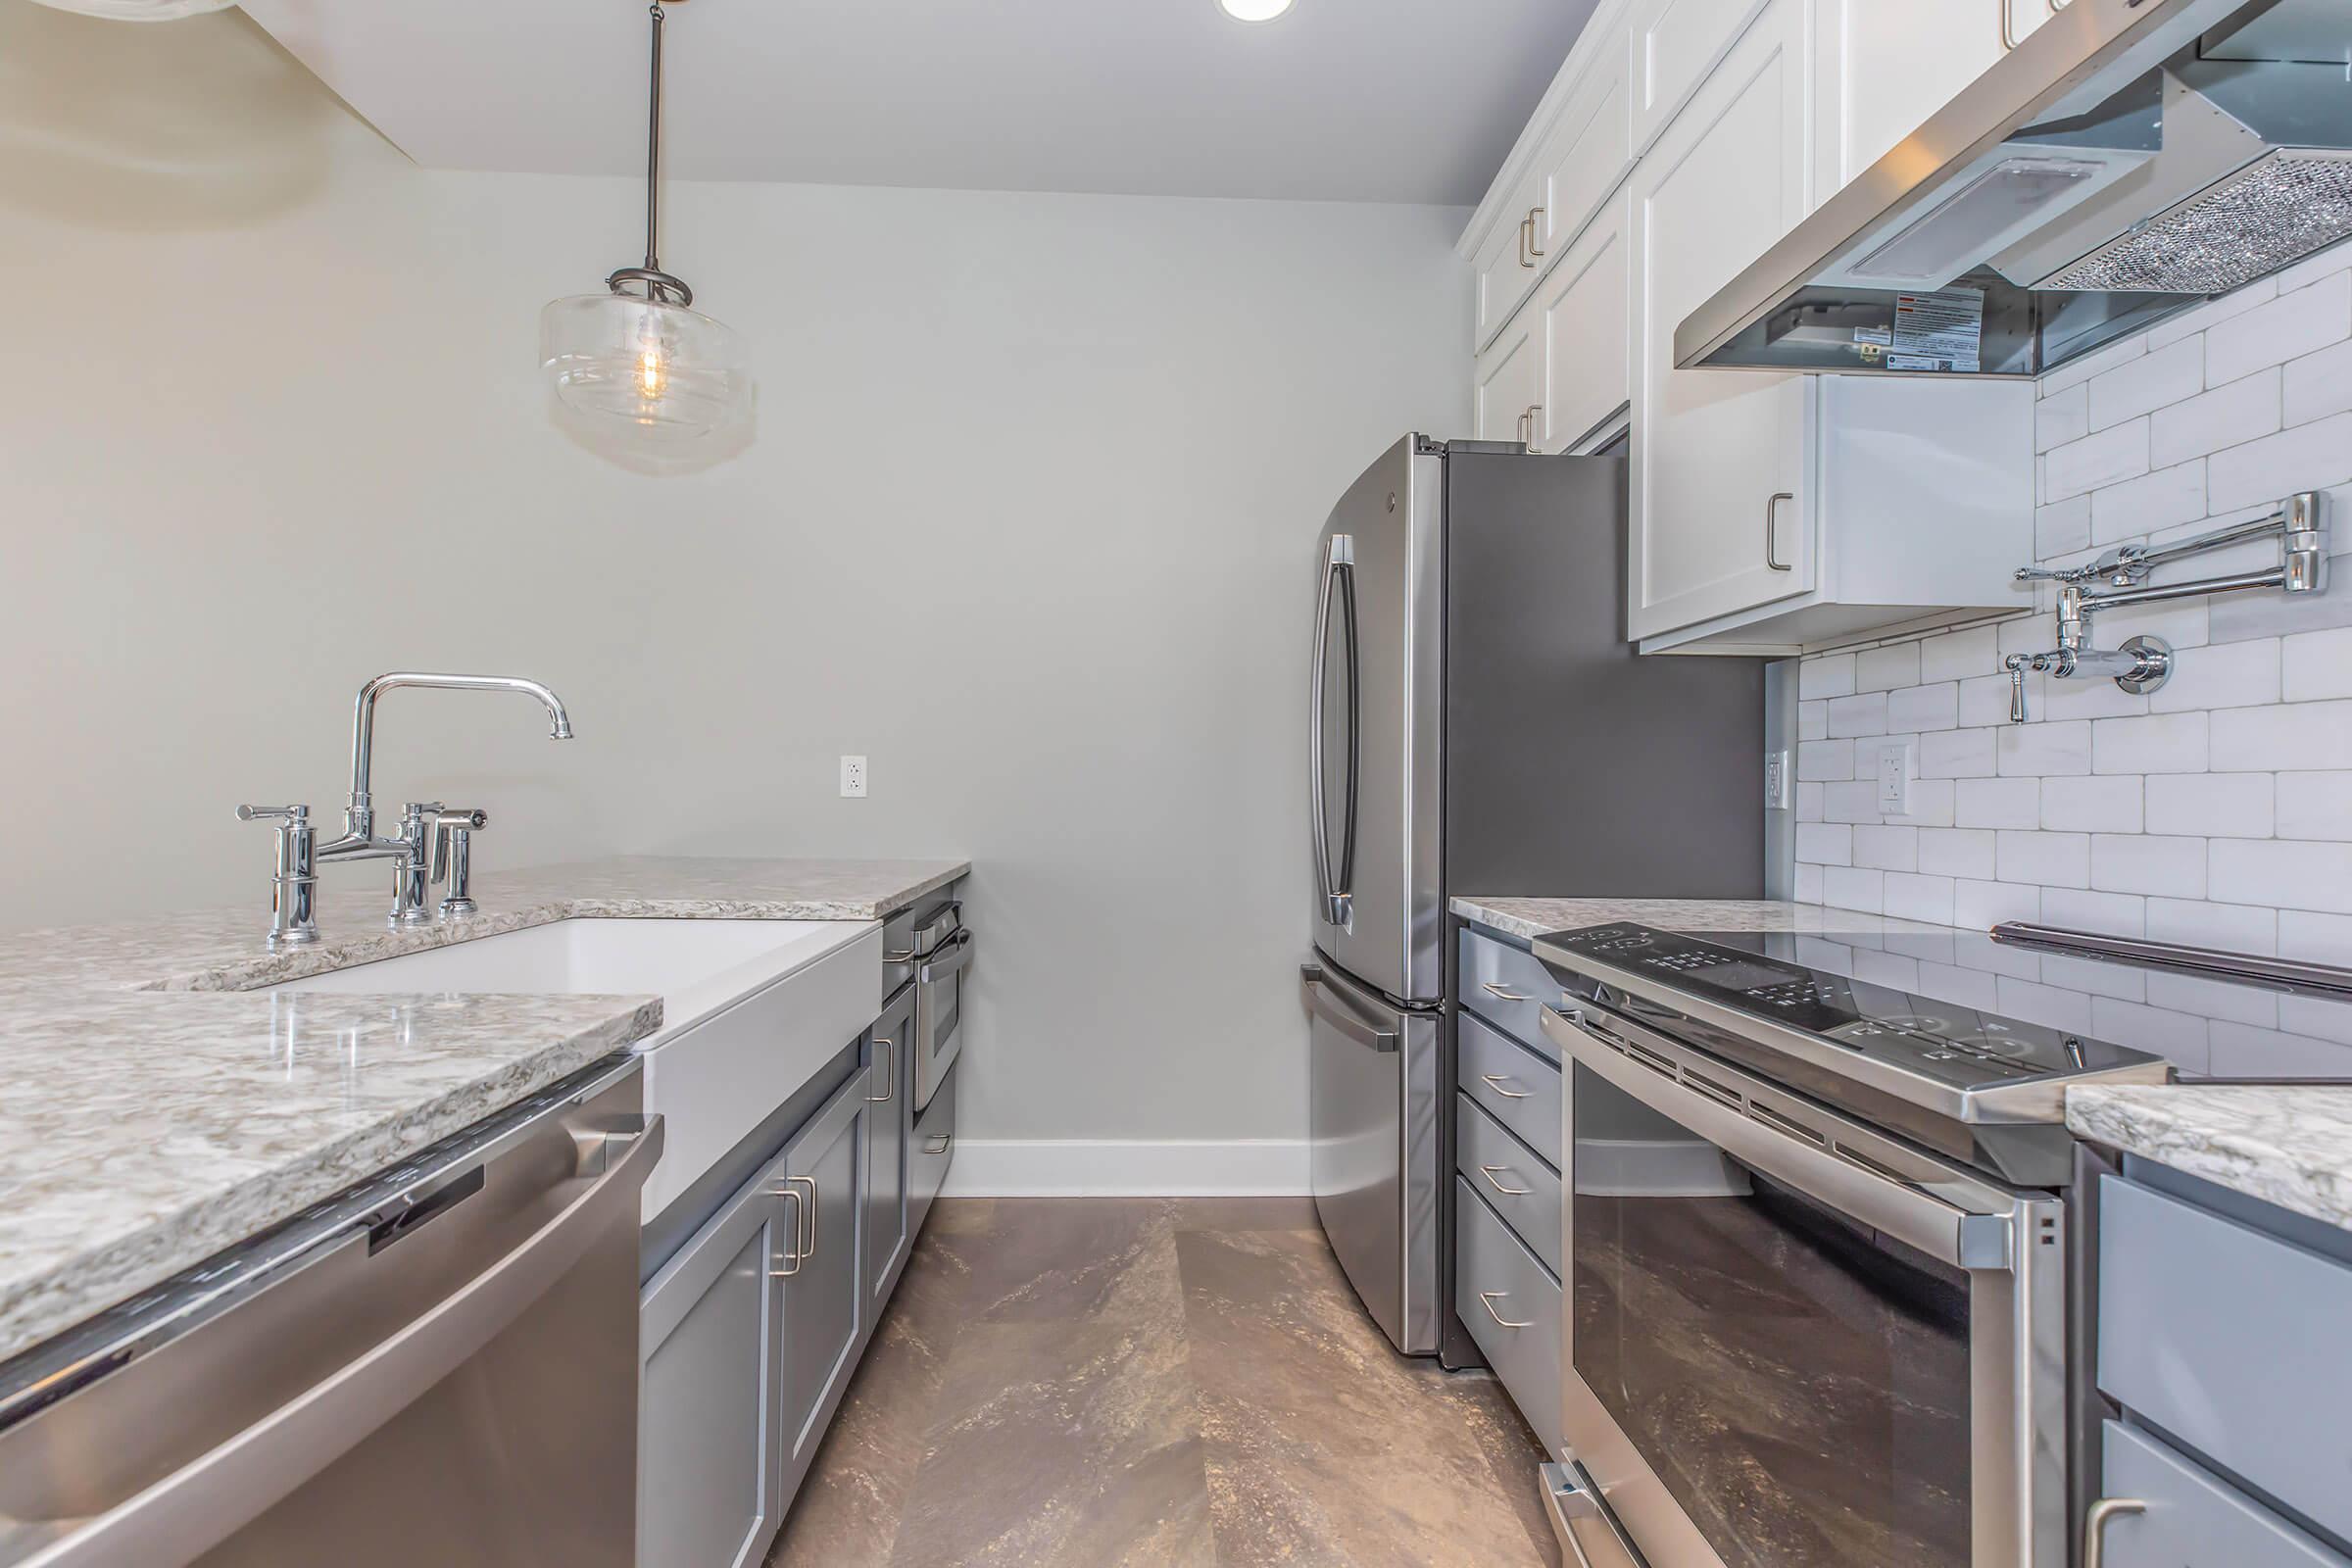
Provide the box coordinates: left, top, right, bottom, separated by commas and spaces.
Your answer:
638, 341, 666, 400
1218, 0, 1293, 19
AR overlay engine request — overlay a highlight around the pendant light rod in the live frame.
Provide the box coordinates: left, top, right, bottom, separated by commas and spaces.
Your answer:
643, 2, 664, 272
606, 0, 692, 307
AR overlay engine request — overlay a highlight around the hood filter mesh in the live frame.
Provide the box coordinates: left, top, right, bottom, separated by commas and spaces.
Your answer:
2037, 149, 2352, 294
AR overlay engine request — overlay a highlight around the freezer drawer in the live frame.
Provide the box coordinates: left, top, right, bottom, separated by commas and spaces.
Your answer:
1456, 1094, 1562, 1278
1455, 1176, 1563, 1450
1458, 1010, 1562, 1170
1458, 927, 1566, 1058
1302, 960, 1442, 1355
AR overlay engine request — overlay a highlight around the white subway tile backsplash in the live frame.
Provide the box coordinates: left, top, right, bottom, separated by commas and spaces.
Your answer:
2210, 1019, 2352, 1077
1997, 975, 2094, 1034
2044, 419, 2150, 505
1795, 263, 2352, 937
1921, 727, 1996, 779
2210, 839, 2352, 914
2277, 772, 2352, 842
2088, 336, 2203, 431
1886, 683, 1959, 733
1827, 691, 1889, 738
2282, 627, 2352, 701
2043, 954, 2145, 1002
2042, 776, 2143, 833
2203, 269, 2351, 385
1919, 827, 1996, 880
2146, 635, 2279, 713
1852, 824, 1918, 872
2165, 370, 2285, 469
1856, 642, 1922, 694
2090, 833, 2206, 898
1995, 829, 2090, 888
2146, 773, 2275, 838
2210, 701, 2352, 771
1996, 720, 2092, 777
2091, 712, 2208, 775
2090, 997, 2211, 1073
1954, 878, 2040, 931
2146, 969, 2278, 1028
1957, 776, 2044, 830
1795, 822, 1852, 866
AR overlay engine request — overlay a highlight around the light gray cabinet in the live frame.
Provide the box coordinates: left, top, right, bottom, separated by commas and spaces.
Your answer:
638, 1151, 793, 1568
776, 1070, 867, 1498
908, 1059, 957, 1240
2097, 1422, 2352, 1568
864, 984, 914, 1309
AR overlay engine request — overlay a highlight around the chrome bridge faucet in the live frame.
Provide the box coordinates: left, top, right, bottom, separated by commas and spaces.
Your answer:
2002, 492, 2326, 723
239, 673, 572, 946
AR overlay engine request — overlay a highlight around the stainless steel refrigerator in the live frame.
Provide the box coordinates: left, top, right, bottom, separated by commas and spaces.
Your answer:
1300, 434, 1764, 1359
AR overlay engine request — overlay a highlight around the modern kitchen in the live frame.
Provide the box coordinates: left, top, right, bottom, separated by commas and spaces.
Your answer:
4, 0, 2351, 1564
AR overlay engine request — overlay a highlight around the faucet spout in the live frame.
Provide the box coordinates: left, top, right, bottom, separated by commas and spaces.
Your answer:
341, 673, 574, 842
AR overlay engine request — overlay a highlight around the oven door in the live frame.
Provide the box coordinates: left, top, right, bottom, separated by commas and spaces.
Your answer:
1539, 1004, 2066, 1568
911, 923, 971, 1115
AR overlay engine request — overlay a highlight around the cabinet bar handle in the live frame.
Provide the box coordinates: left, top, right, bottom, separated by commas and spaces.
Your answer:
868, 1037, 896, 1102
1764, 491, 1794, 571
1999, 0, 2021, 49
789, 1174, 817, 1258
1479, 1165, 1533, 1197
1480, 982, 1531, 1002
1526, 206, 1545, 259
1479, 1073, 1533, 1100
769, 1186, 805, 1277
1478, 1291, 1533, 1329
2082, 1498, 2144, 1568
1517, 214, 1536, 269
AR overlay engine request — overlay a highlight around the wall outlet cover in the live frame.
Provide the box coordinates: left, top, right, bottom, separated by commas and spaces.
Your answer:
840, 755, 868, 799
1876, 742, 1914, 816
1765, 749, 1793, 810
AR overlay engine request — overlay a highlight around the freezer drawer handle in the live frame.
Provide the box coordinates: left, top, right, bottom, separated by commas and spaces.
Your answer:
1299, 964, 1399, 1054
1477, 1291, 1533, 1329
1478, 1165, 1533, 1197
1479, 982, 1532, 1003
4, 1114, 662, 1568
1478, 1073, 1533, 1100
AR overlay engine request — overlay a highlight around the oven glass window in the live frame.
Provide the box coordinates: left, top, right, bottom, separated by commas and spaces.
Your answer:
1570, 1063, 1971, 1568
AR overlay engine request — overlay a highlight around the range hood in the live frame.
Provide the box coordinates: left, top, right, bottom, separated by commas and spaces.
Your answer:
1679, 0, 2352, 378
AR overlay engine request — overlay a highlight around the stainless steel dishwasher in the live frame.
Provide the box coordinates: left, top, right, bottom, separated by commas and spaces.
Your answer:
0, 1055, 660, 1568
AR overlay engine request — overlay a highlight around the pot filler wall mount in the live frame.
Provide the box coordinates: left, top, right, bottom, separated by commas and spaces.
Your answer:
2000, 489, 2327, 718
1679, 0, 2352, 378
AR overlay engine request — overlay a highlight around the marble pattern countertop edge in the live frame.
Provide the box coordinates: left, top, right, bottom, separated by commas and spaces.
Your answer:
1450, 895, 1967, 944
0, 855, 968, 1364
2067, 1084, 2352, 1236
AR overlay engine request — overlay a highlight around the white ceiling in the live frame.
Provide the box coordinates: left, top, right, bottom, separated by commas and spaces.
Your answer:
238, 0, 1595, 205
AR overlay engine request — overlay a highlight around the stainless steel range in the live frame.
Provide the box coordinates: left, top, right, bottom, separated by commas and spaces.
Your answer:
1528, 922, 2171, 1568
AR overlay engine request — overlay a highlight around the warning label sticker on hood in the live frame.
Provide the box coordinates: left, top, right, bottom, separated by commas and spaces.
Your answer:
1886, 287, 1984, 372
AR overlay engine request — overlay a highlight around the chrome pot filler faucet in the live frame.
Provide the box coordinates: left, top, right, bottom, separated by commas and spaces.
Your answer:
239, 673, 574, 947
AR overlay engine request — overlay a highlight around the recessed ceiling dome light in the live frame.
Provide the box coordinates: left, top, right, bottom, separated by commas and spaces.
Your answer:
1218, 0, 1294, 20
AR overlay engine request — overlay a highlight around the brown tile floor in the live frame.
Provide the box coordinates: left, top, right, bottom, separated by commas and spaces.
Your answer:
767, 1199, 1561, 1568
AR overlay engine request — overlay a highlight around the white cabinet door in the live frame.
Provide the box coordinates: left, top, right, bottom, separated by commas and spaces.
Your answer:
1531, 19, 1633, 263
1629, 0, 1813, 639
1474, 172, 1545, 351
1628, 0, 1771, 151
1819, 0, 2007, 193
2008, 0, 2064, 49
1535, 190, 1630, 454
1475, 313, 1543, 446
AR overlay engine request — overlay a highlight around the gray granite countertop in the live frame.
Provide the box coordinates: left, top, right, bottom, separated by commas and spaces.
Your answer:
2067, 1085, 2352, 1235
0, 855, 967, 1362
1451, 895, 1962, 944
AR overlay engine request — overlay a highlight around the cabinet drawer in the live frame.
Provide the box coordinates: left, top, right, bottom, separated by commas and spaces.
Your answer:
1457, 1093, 1562, 1276
2099, 1175, 2352, 1545
1456, 1177, 1563, 1449
1459, 1010, 1562, 1169
908, 1061, 957, 1237
1458, 927, 1563, 1054
2097, 1422, 2351, 1568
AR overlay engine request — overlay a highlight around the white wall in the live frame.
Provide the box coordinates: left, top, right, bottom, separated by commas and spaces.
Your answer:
0, 4, 1472, 1175
1791, 237, 2352, 1075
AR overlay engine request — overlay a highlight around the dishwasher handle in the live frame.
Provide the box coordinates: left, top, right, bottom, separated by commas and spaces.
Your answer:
10, 1114, 663, 1568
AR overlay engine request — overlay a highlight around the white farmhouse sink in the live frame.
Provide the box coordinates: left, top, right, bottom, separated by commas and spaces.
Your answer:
268, 917, 883, 1222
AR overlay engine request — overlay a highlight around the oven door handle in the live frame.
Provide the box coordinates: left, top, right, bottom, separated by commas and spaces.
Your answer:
916, 930, 973, 985
1543, 1006, 2003, 1271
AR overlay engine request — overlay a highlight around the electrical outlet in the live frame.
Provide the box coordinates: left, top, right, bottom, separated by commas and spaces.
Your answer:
839, 755, 867, 799
1764, 749, 1793, 811
1877, 743, 1914, 817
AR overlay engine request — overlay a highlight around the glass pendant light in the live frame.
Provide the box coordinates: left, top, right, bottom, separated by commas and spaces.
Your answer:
540, 2, 751, 450
27, 0, 235, 17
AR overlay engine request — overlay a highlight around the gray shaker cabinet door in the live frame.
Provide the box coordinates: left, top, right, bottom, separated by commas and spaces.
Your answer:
776, 1066, 868, 1499
638, 1153, 792, 1568
865, 986, 915, 1307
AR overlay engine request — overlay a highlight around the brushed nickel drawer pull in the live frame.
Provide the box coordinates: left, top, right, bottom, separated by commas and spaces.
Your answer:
2082, 1498, 2145, 1568
789, 1174, 817, 1257
1478, 1291, 1533, 1329
867, 1038, 896, 1102
1478, 1073, 1533, 1100
1765, 491, 1794, 570
1526, 206, 1545, 259
769, 1186, 805, 1277
1479, 1165, 1532, 1197
1480, 981, 1531, 1003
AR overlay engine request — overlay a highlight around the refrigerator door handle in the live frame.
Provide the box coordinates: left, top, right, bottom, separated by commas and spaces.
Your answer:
1299, 964, 1398, 1053
1309, 534, 1359, 926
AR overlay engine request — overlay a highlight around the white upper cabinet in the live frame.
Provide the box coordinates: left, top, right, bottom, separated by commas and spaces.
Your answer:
1628, 0, 1812, 638
1531, 15, 1634, 269
1535, 190, 1631, 454
1818, 0, 2008, 192
1627, 0, 1771, 151
1473, 169, 1548, 352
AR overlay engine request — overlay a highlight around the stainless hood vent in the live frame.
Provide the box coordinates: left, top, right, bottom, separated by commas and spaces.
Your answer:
1679, 0, 2352, 379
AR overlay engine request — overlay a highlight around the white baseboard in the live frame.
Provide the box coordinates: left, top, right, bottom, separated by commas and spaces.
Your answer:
938, 1139, 1312, 1198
